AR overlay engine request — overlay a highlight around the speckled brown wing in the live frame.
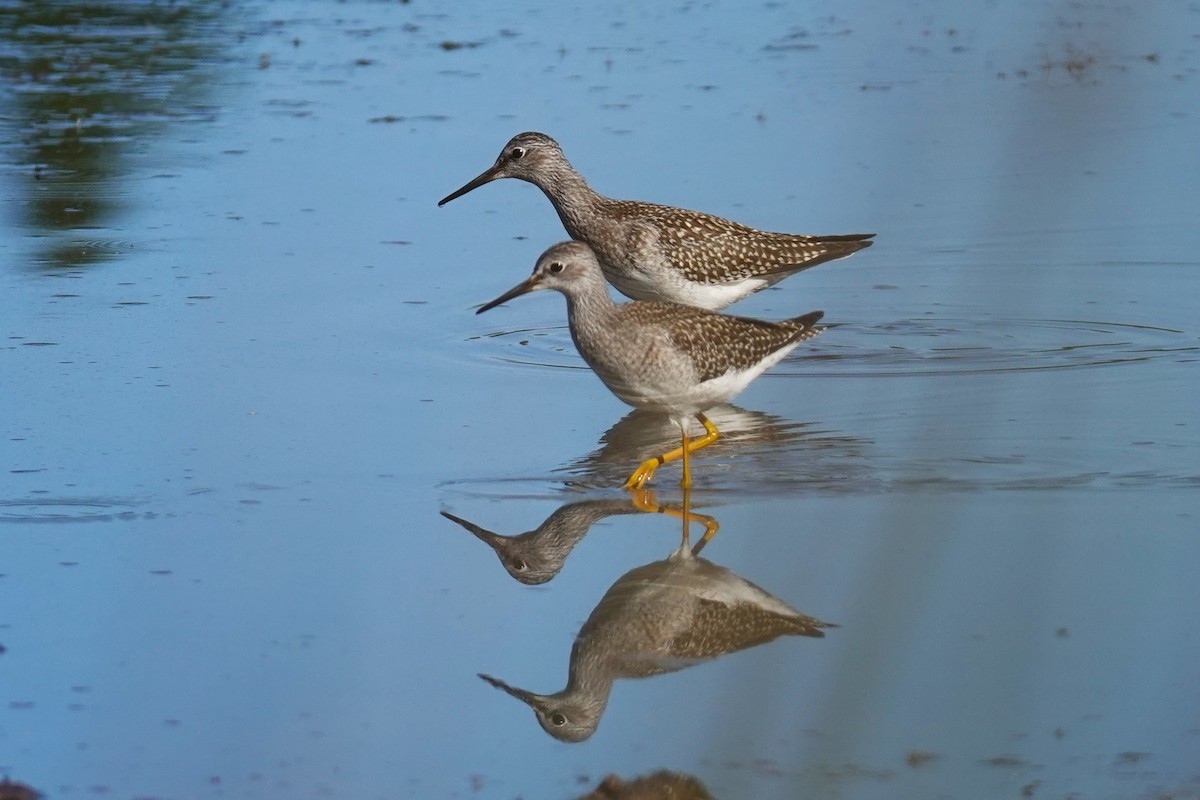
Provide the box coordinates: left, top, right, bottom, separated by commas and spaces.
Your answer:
626, 201, 872, 284
671, 598, 833, 657
616, 303, 822, 382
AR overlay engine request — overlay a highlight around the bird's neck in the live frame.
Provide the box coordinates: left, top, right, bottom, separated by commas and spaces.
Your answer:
532, 163, 605, 239
541, 501, 627, 552
563, 276, 618, 334
562, 639, 618, 707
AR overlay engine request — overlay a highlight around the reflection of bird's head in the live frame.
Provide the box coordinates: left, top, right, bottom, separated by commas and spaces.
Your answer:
440, 511, 558, 585
478, 672, 604, 743
442, 499, 639, 585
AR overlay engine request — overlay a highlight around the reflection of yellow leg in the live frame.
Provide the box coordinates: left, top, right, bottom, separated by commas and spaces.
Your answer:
679, 487, 720, 553
626, 487, 664, 514
623, 413, 720, 489
682, 487, 720, 555
625, 487, 720, 551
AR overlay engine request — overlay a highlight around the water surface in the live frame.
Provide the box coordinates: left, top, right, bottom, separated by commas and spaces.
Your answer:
2, 1, 1198, 798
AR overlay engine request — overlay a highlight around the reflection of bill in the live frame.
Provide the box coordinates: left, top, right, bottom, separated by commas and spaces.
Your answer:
475, 501, 834, 742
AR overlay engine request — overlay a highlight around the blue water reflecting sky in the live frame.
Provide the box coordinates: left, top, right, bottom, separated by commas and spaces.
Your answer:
2, 1, 1198, 798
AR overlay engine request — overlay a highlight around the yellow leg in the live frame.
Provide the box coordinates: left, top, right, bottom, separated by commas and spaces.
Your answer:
680, 424, 692, 489
625, 487, 720, 551
622, 412, 720, 489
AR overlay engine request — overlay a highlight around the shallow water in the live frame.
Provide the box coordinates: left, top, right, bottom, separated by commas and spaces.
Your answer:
2, 1, 1198, 798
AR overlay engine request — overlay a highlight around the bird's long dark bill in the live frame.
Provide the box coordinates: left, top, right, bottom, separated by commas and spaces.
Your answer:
476, 277, 537, 314
437, 165, 501, 206
439, 510, 501, 545
478, 673, 540, 706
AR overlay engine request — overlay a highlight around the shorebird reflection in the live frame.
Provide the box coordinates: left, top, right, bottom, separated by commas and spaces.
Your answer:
561, 404, 870, 492
478, 495, 834, 742
441, 498, 641, 585
442, 491, 718, 585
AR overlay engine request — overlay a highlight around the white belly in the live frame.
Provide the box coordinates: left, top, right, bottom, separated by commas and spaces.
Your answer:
602, 264, 767, 312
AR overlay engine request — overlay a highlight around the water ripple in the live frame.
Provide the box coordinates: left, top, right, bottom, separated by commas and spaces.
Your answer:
470, 316, 1194, 378
0, 496, 151, 524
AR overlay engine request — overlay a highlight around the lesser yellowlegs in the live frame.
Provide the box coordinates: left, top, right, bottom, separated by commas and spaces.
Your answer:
479, 524, 834, 742
476, 241, 824, 488
439, 132, 873, 310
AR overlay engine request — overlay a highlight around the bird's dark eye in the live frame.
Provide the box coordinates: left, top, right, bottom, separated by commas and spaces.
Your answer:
548, 262, 564, 274
550, 713, 567, 726
510, 147, 526, 160
512, 559, 528, 572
